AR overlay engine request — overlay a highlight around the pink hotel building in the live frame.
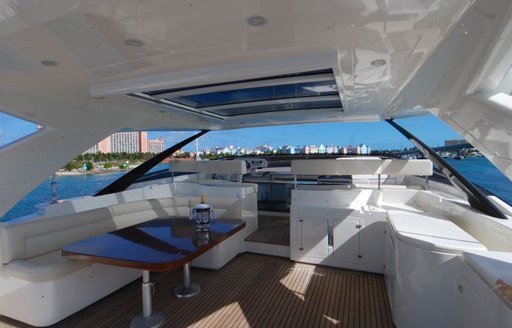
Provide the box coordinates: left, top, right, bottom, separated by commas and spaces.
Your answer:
85, 132, 164, 154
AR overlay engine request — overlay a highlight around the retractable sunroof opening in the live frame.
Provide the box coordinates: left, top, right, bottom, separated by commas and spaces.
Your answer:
129, 69, 342, 119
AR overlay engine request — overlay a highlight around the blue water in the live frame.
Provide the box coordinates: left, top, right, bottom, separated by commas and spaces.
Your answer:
1, 158, 511, 221
446, 157, 512, 204
0, 164, 168, 221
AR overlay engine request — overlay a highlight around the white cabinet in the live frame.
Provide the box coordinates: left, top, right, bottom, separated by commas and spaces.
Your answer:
332, 218, 364, 263
455, 275, 496, 328
296, 218, 329, 259
290, 204, 386, 273
387, 211, 487, 328
455, 252, 512, 328
291, 214, 365, 269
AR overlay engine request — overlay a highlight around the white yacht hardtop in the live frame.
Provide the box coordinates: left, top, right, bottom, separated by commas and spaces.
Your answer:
1, 1, 512, 327
0, 0, 511, 215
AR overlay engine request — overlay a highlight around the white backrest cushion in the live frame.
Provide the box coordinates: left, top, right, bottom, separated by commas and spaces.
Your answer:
169, 160, 197, 173
291, 159, 433, 176
109, 200, 154, 216
169, 160, 247, 177
1, 207, 114, 263
0, 194, 247, 264
196, 160, 247, 175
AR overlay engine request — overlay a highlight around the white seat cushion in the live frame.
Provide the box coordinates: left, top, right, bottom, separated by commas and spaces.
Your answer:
2, 251, 88, 282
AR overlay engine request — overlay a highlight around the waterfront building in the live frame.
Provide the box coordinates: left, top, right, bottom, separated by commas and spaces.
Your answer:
309, 145, 319, 154
358, 144, 370, 155
212, 147, 224, 155
238, 148, 251, 155
173, 149, 184, 157
111, 132, 147, 153
84, 131, 166, 154
98, 137, 112, 153
318, 144, 326, 154
221, 145, 239, 155
280, 145, 296, 154
148, 137, 164, 154
83, 136, 111, 154
83, 144, 99, 155
326, 145, 337, 154
255, 145, 273, 154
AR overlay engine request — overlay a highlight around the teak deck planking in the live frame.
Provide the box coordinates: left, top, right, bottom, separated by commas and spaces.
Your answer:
0, 253, 393, 328
245, 214, 290, 246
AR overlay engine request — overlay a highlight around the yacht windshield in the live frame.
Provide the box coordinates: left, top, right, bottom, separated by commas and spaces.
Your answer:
393, 117, 512, 207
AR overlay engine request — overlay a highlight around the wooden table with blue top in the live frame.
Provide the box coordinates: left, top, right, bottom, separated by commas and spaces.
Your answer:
62, 217, 245, 328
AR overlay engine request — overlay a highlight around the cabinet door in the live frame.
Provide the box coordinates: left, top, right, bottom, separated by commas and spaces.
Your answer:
455, 265, 505, 328
297, 218, 329, 259
332, 217, 363, 263
456, 276, 497, 328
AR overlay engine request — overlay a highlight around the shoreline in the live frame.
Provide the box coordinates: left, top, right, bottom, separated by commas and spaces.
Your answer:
55, 165, 139, 176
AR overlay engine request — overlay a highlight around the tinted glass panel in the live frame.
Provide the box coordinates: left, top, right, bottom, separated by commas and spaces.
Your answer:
167, 81, 338, 108
144, 69, 333, 96
209, 99, 342, 116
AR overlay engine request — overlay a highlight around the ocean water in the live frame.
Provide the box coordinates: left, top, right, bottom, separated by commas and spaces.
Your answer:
0, 164, 167, 221
447, 157, 512, 204
1, 158, 511, 221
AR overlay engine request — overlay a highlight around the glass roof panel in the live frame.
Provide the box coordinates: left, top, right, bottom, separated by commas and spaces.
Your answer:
144, 69, 334, 96
134, 69, 343, 118
168, 80, 338, 108
208, 99, 342, 116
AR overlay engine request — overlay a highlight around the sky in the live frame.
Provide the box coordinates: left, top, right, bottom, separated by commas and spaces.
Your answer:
147, 115, 462, 151
0, 112, 462, 151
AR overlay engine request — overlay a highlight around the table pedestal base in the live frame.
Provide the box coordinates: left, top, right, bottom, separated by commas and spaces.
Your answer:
174, 263, 200, 298
130, 312, 165, 328
131, 270, 165, 328
174, 283, 200, 298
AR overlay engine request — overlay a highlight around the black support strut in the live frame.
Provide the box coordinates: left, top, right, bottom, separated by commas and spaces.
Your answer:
95, 130, 208, 196
386, 119, 507, 219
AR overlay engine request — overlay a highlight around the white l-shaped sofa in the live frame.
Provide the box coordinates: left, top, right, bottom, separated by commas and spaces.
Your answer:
0, 160, 257, 326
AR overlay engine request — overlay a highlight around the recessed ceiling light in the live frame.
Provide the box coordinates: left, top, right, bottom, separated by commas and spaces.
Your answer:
41, 60, 58, 67
125, 38, 144, 47
370, 59, 387, 67
247, 15, 267, 26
